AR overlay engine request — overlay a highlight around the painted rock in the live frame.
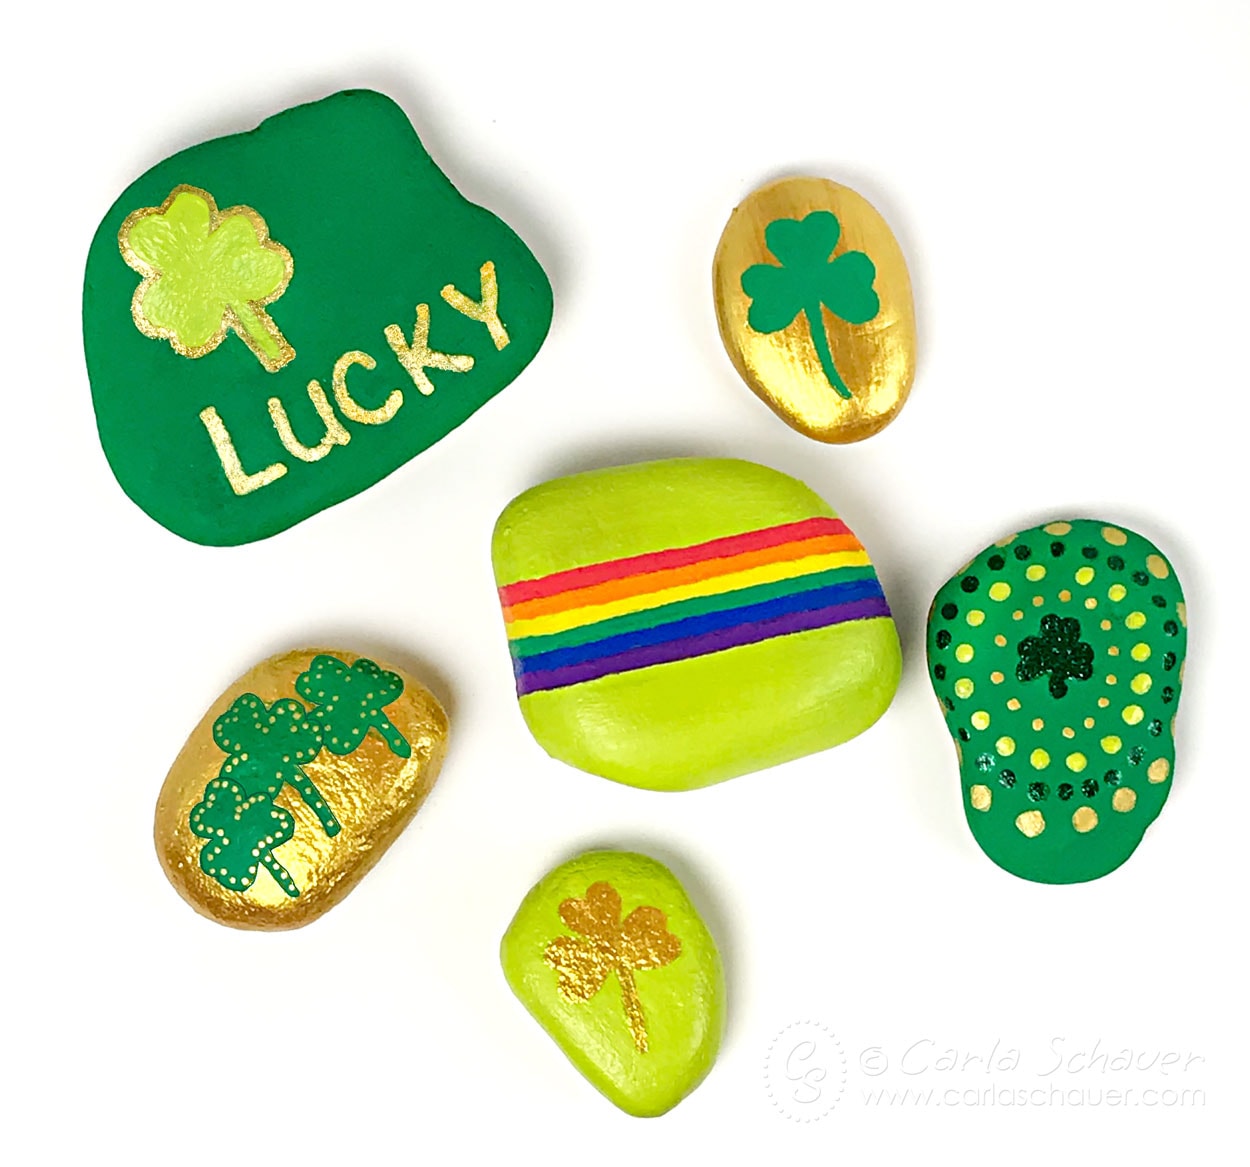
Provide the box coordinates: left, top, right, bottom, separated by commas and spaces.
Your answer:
927, 521, 1187, 883
492, 458, 901, 790
155, 648, 447, 928
84, 89, 552, 545
501, 850, 724, 1116
713, 176, 915, 443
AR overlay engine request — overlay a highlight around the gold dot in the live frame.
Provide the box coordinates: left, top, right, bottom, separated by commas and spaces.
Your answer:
1108, 584, 1127, 602
990, 671, 1005, 684
1122, 704, 1144, 725
1044, 522, 1072, 536
989, 582, 1012, 601
994, 634, 1007, 647
1075, 566, 1095, 586
1146, 554, 1169, 579
1026, 564, 1047, 582
970, 784, 992, 811
1098, 697, 1110, 708
1072, 806, 1098, 833
1030, 748, 1050, 769
1016, 810, 1046, 838
1066, 752, 1087, 772
1058, 589, 1072, 602
954, 678, 974, 699
1148, 758, 1171, 784
1100, 619, 1112, 631
1032, 717, 1045, 731
1012, 609, 1024, 621
1083, 717, 1095, 729
1062, 726, 1076, 739
996, 736, 1016, 756
1033, 595, 1044, 607
1101, 735, 1122, 753
1126, 611, 1146, 630
1177, 601, 1187, 628
994, 533, 1018, 547
967, 609, 985, 627
1113, 788, 1137, 812
1106, 674, 1118, 685
971, 710, 991, 730
1131, 643, 1151, 662
1130, 673, 1152, 695
1102, 526, 1127, 546
1085, 597, 1098, 609
955, 643, 975, 663
1007, 698, 1022, 711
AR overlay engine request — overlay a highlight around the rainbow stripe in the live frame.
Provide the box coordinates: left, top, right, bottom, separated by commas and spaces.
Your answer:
500, 517, 890, 695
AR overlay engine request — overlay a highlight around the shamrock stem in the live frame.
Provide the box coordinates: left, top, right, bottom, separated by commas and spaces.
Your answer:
287, 766, 341, 837
232, 301, 295, 371
617, 966, 649, 1053
373, 713, 412, 759
262, 851, 300, 898
804, 304, 853, 399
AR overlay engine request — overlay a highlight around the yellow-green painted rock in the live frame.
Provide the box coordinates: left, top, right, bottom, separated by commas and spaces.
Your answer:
501, 850, 724, 1116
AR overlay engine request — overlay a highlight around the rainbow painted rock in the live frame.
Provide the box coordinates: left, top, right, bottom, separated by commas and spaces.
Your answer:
713, 176, 915, 443
155, 648, 447, 928
927, 521, 1187, 883
83, 89, 552, 545
501, 850, 724, 1116
492, 458, 901, 790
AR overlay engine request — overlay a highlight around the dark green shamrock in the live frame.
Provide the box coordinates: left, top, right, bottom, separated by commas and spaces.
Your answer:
212, 694, 340, 836
740, 211, 879, 399
296, 655, 411, 758
1016, 614, 1095, 698
190, 778, 300, 898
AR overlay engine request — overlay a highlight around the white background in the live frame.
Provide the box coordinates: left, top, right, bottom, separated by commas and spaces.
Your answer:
3, 2, 1246, 1162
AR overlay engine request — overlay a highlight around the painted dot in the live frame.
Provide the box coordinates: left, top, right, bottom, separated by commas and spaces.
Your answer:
941, 602, 958, 620
1058, 782, 1074, 800
971, 711, 991, 730
996, 736, 1016, 756
1033, 595, 1044, 607
1045, 522, 1072, 536
1032, 717, 1045, 730
1112, 788, 1137, 812
989, 582, 1012, 601
1051, 542, 1067, 557
1066, 752, 1087, 772
1075, 566, 1095, 586
1126, 611, 1147, 630
1108, 584, 1127, 602
1030, 748, 1050, 769
1014, 544, 1031, 560
1102, 526, 1128, 546
1131, 643, 1151, 662
954, 678, 974, 699
1016, 810, 1046, 838
1000, 769, 1017, 787
1098, 697, 1109, 708
994, 634, 1007, 647
1148, 758, 1171, 784
1106, 674, 1117, 685
1085, 597, 1098, 609
1013, 609, 1024, 620
1007, 698, 1022, 711
1122, 704, 1144, 725
1130, 673, 1152, 695
990, 671, 1005, 684
987, 554, 1006, 571
1177, 602, 1187, 628
970, 784, 992, 811
1146, 554, 1169, 579
961, 575, 979, 593
1058, 589, 1072, 602
1100, 619, 1112, 631
1108, 646, 1120, 657
967, 609, 985, 627
955, 643, 975, 663
1072, 807, 1098, 833
1084, 717, 1095, 729
1101, 735, 1122, 753
1026, 564, 1047, 582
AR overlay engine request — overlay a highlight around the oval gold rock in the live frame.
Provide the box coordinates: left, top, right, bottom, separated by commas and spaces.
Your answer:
155, 647, 447, 929
714, 176, 915, 443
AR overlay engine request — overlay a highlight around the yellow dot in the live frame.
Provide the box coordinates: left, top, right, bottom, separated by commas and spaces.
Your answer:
1044, 522, 1072, 536
990, 671, 1005, 684
1131, 643, 1151, 662
1032, 717, 1045, 731
994, 634, 1007, 647
1146, 554, 1169, 579
1033, 595, 1044, 607
1177, 602, 1187, 628
1100, 619, 1112, 631
1130, 673, 1152, 695
1012, 609, 1024, 621
1126, 611, 1146, 630
966, 609, 985, 627
1007, 698, 1022, 711
1098, 697, 1110, 708
1075, 566, 1095, 586
1122, 704, 1144, 725
996, 736, 1016, 756
1030, 748, 1050, 769
1072, 807, 1098, 833
970, 784, 992, 811
954, 678, 974, 699
1058, 589, 1072, 602
1016, 810, 1046, 838
1101, 735, 1122, 754
1102, 526, 1127, 546
989, 582, 1012, 601
1108, 584, 1127, 602
1085, 597, 1098, 609
971, 710, 991, 730
1026, 564, 1047, 582
1066, 752, 1087, 772
1148, 758, 1171, 784
1113, 788, 1137, 812
955, 643, 975, 663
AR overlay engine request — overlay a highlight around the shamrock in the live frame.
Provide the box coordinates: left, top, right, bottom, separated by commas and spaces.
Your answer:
1017, 614, 1095, 698
296, 655, 411, 758
740, 211, 879, 399
118, 184, 295, 372
212, 694, 340, 836
190, 778, 300, 898
544, 881, 682, 1053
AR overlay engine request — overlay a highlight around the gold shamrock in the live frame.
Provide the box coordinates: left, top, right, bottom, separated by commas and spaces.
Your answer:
544, 881, 682, 1053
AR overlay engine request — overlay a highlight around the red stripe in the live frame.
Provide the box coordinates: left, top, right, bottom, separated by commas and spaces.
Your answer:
498, 517, 849, 605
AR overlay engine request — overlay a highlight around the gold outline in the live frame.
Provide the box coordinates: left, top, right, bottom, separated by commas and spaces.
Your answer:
118, 184, 296, 373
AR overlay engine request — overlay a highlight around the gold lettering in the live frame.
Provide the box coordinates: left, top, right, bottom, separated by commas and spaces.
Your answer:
441, 260, 509, 350
199, 406, 287, 495
332, 350, 403, 425
384, 303, 474, 396
268, 380, 351, 463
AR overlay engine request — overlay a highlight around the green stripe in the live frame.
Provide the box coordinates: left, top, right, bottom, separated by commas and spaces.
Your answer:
509, 565, 879, 655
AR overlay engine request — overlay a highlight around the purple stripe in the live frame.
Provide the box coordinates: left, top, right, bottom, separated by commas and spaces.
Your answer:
515, 596, 891, 695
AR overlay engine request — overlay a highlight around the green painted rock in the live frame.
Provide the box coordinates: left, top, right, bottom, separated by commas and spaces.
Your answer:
501, 850, 724, 1116
927, 520, 1187, 884
83, 89, 552, 545
492, 458, 901, 790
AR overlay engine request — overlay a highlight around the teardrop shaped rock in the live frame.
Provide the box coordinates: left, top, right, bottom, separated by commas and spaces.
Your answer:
714, 176, 915, 443
155, 647, 447, 928
927, 521, 1187, 883
501, 850, 724, 1116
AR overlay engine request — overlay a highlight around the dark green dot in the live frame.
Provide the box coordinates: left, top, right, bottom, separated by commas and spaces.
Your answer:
1014, 545, 1032, 561
1152, 594, 1167, 608
1058, 783, 1074, 800
976, 753, 994, 771
936, 629, 952, 649
1104, 769, 1121, 785
1133, 570, 1149, 586
1051, 541, 1066, 557
998, 770, 1016, 788
941, 602, 958, 620
1164, 620, 1179, 636
1161, 687, 1175, 704
1149, 719, 1163, 736
1107, 555, 1125, 571
988, 554, 1005, 570
944, 697, 955, 712
961, 576, 979, 593
1028, 782, 1050, 802
1081, 777, 1099, 798
958, 728, 970, 742
1128, 746, 1144, 765
934, 664, 947, 680
1163, 652, 1177, 670
1083, 547, 1099, 560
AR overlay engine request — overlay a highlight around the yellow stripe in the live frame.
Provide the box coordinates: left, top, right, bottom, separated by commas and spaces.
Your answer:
505, 550, 872, 639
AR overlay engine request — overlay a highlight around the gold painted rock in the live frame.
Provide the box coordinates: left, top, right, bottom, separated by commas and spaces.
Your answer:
501, 850, 724, 1116
714, 176, 915, 443
155, 648, 447, 929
